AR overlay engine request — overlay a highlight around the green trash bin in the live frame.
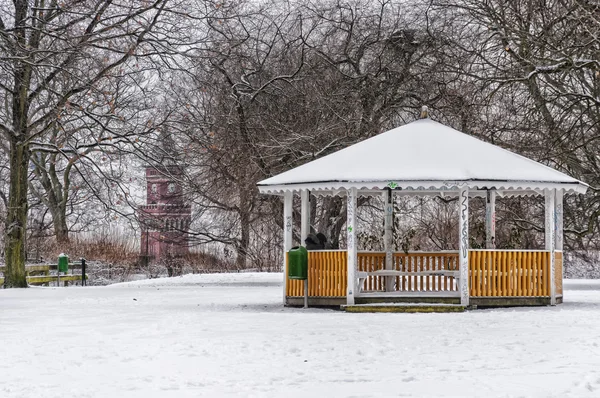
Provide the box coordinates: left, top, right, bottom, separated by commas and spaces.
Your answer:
288, 246, 308, 280
58, 253, 69, 273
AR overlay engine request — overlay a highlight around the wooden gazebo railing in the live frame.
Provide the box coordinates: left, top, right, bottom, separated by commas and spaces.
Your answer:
470, 250, 550, 297
286, 250, 347, 297
357, 251, 460, 293
286, 250, 563, 298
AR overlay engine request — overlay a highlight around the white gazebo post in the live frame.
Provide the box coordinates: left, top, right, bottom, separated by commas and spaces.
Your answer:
347, 187, 358, 305
458, 187, 470, 307
283, 191, 293, 305
300, 189, 310, 308
485, 190, 496, 249
555, 189, 564, 251
300, 190, 310, 244
384, 188, 394, 291
545, 189, 556, 305
555, 189, 564, 301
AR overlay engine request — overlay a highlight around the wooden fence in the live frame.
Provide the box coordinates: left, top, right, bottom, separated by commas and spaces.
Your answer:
287, 249, 557, 298
393, 252, 459, 293
555, 251, 563, 296
469, 250, 551, 297
286, 251, 347, 297
357, 252, 386, 291
287, 251, 458, 297
355, 251, 459, 293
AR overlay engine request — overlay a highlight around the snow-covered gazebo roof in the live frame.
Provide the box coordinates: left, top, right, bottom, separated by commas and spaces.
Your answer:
258, 118, 587, 196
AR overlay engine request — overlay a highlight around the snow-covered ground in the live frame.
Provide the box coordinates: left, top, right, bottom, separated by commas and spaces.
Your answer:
2, 274, 600, 398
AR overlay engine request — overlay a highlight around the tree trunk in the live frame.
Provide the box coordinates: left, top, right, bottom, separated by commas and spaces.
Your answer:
51, 209, 70, 244
236, 185, 251, 270
4, 140, 30, 288
236, 209, 250, 270
29, 151, 73, 244
5, 0, 32, 288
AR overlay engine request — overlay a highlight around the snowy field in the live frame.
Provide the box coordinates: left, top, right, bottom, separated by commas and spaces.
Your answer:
2, 274, 600, 398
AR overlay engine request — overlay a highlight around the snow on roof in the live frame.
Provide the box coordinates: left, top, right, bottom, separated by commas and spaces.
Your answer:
258, 119, 587, 194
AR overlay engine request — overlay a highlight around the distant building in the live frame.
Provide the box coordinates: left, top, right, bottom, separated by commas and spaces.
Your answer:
139, 165, 191, 263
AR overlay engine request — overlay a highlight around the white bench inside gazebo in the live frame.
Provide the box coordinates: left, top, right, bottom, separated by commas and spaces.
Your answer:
258, 112, 587, 308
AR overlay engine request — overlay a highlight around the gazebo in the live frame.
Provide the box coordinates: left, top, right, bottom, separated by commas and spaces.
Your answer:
257, 114, 587, 308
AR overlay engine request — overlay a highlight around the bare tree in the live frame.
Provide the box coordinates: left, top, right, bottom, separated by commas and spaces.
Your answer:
0, 0, 178, 287
435, 0, 600, 252
162, 0, 480, 268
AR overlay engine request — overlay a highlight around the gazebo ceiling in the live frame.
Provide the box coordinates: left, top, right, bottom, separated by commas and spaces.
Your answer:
258, 118, 588, 195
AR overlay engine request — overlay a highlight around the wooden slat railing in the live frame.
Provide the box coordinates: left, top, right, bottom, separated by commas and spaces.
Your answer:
469, 250, 550, 297
357, 252, 386, 292
287, 249, 556, 299
555, 251, 563, 296
355, 251, 459, 293
392, 252, 459, 293
286, 251, 347, 297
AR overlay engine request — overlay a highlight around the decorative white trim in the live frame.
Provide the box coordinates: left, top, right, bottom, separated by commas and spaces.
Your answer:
307, 189, 548, 198
283, 192, 293, 305
346, 187, 357, 305
458, 187, 470, 307
258, 180, 586, 196
545, 189, 556, 306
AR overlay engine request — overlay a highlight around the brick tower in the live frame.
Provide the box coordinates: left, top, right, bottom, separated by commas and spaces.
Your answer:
139, 165, 191, 263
